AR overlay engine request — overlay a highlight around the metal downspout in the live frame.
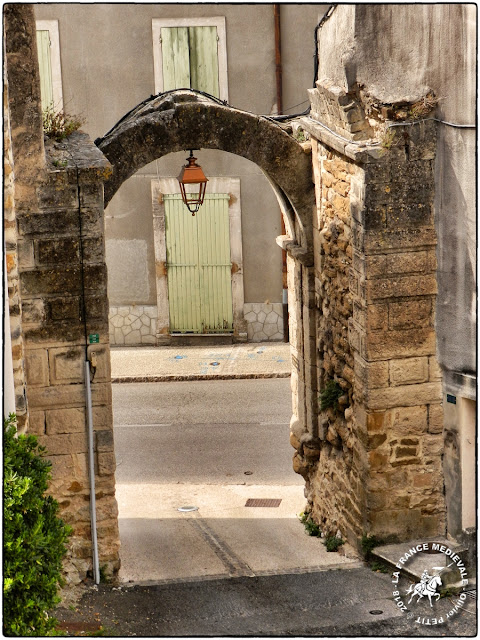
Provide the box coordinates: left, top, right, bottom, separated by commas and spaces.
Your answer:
274, 3, 289, 342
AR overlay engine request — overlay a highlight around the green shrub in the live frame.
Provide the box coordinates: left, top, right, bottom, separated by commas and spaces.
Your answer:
3, 414, 71, 636
319, 380, 343, 411
299, 512, 322, 537
323, 536, 345, 552
361, 533, 383, 561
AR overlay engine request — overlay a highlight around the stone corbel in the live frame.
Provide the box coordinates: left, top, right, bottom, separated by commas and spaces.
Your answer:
276, 235, 314, 267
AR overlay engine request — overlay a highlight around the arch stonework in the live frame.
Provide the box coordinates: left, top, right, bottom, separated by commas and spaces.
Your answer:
96, 90, 315, 253
6, 5, 447, 584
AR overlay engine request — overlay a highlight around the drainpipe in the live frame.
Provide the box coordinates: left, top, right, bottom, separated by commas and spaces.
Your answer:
274, 4, 289, 342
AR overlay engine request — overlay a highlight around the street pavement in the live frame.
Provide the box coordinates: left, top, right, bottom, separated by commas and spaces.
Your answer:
111, 377, 362, 584
110, 341, 292, 382
55, 344, 477, 636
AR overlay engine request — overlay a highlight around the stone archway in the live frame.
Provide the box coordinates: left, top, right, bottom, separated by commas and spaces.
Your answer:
95, 89, 319, 576
97, 90, 319, 504
95, 90, 314, 253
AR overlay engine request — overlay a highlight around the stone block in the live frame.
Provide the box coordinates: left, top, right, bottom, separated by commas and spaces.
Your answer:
365, 255, 387, 277
37, 184, 78, 209
391, 405, 428, 435
386, 251, 428, 275
354, 355, 389, 389
423, 434, 444, 458
79, 183, 103, 208
365, 228, 437, 253
365, 328, 436, 360
28, 410, 45, 435
28, 383, 86, 410
388, 299, 432, 330
368, 382, 441, 411
97, 452, 116, 476
96, 430, 114, 452
48, 296, 81, 321
369, 508, 422, 538
25, 349, 49, 386
366, 274, 437, 301
79, 207, 104, 236
412, 471, 438, 489
366, 412, 389, 434
389, 357, 429, 386
366, 303, 388, 330
17, 239, 35, 267
21, 299, 46, 323
49, 346, 84, 384
428, 357, 442, 381
47, 454, 74, 478
35, 238, 80, 265
387, 202, 434, 230
17, 210, 80, 238
38, 433, 88, 456
20, 267, 82, 296
428, 404, 443, 434
46, 407, 86, 434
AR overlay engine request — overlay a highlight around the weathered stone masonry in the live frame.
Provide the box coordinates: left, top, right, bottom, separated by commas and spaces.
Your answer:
299, 81, 445, 546
5, 5, 120, 584
17, 133, 121, 583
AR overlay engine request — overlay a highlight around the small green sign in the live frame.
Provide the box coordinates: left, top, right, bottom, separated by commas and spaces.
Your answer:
89, 334, 100, 344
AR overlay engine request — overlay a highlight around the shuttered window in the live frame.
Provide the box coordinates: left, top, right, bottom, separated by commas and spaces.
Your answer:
35, 21, 63, 112
152, 18, 228, 101
161, 26, 220, 98
36, 30, 54, 111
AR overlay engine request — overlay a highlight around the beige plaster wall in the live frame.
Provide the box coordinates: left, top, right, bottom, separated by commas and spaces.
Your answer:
34, 4, 323, 314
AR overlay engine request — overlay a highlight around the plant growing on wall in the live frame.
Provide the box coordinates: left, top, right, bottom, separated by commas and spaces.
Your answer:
42, 106, 84, 141
323, 536, 345, 552
3, 414, 71, 636
319, 379, 343, 411
299, 512, 322, 537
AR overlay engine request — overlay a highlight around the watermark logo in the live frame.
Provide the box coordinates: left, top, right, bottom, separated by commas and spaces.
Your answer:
391, 542, 468, 626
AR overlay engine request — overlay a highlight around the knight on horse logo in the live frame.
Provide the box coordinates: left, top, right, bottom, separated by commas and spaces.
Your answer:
405, 568, 442, 607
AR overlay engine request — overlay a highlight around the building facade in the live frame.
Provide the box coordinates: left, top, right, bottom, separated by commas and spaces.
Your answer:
34, 3, 326, 344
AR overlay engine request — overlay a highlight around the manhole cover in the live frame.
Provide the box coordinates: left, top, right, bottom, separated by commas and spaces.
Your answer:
245, 498, 282, 508
177, 506, 199, 512
369, 610, 383, 615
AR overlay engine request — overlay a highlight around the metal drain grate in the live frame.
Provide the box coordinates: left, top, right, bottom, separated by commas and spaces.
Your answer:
464, 590, 476, 600
245, 498, 282, 508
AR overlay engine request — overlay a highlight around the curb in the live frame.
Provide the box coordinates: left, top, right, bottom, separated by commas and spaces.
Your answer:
112, 372, 291, 383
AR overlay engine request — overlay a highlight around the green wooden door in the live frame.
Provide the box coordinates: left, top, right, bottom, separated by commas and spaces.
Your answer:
165, 194, 233, 333
36, 30, 54, 111
161, 26, 220, 97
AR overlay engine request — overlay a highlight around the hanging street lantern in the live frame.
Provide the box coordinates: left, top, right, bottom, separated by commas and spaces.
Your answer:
177, 150, 209, 215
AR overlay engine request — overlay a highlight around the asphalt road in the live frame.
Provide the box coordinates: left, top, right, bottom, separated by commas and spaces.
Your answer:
113, 378, 302, 485
111, 379, 361, 584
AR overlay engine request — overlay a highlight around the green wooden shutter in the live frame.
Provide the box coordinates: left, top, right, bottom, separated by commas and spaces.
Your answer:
161, 27, 191, 90
165, 194, 233, 333
36, 30, 54, 110
161, 26, 220, 98
197, 194, 233, 332
188, 26, 220, 98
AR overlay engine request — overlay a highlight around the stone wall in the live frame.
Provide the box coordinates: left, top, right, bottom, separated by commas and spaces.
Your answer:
4, 3, 47, 431
301, 82, 445, 546
17, 133, 120, 584
109, 302, 284, 345
109, 305, 157, 345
